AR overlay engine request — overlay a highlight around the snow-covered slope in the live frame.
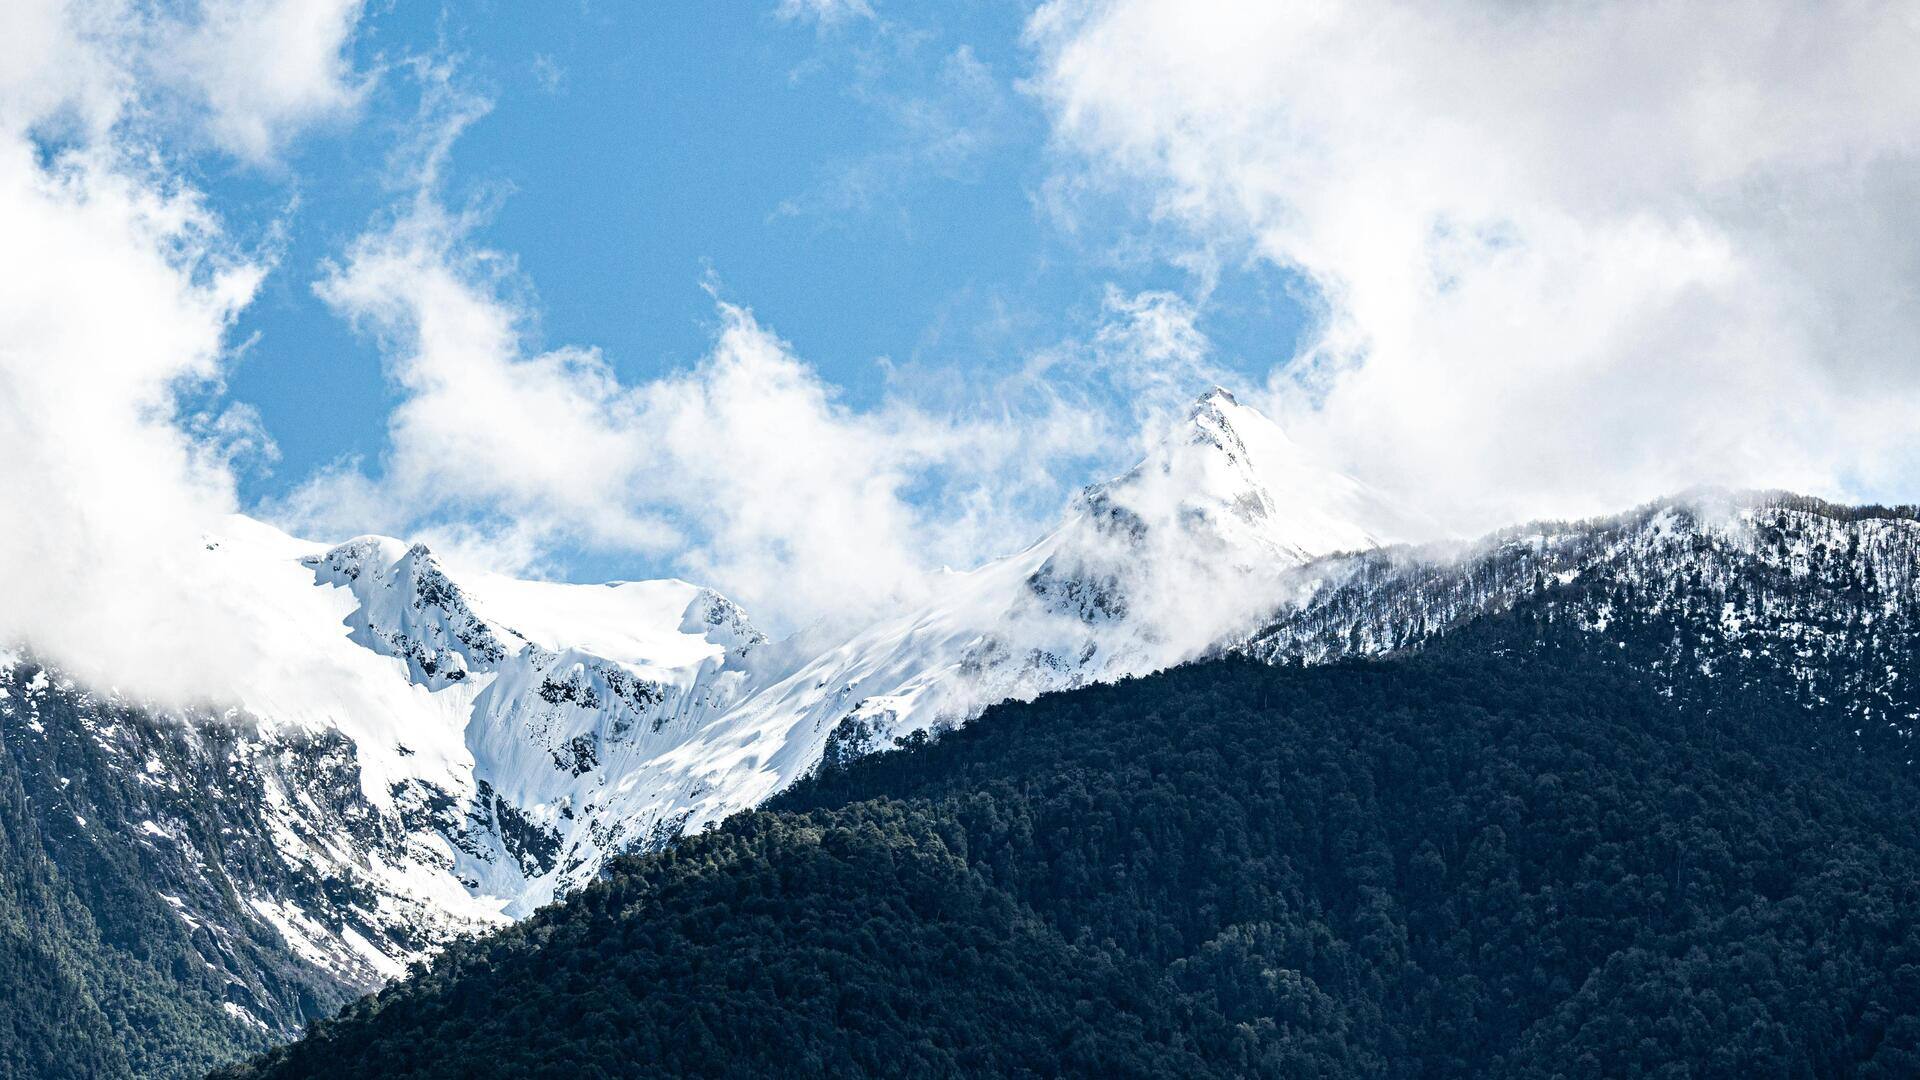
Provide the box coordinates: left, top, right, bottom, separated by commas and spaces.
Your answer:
0, 387, 1406, 1029
0, 525, 771, 1020
25, 387, 1919, 1046
625, 388, 1418, 834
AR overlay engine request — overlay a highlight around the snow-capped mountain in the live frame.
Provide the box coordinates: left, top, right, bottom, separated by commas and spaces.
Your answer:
0, 520, 772, 1039
7, 387, 1919, 1053
641, 388, 1421, 817
0, 387, 1407, 1036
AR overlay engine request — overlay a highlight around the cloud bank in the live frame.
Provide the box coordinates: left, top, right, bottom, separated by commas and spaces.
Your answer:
0, 0, 365, 697
1029, 0, 1920, 532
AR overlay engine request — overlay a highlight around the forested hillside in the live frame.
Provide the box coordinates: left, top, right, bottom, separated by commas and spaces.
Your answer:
0, 667, 313, 1079
219, 607, 1920, 1078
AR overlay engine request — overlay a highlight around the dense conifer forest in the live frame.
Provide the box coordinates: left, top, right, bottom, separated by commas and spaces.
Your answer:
0, 660, 367, 1080
217, 608, 1920, 1078
0, 724, 278, 1079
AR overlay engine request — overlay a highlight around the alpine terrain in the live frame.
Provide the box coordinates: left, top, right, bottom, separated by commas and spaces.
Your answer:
7, 389, 1920, 1075
220, 606, 1920, 1077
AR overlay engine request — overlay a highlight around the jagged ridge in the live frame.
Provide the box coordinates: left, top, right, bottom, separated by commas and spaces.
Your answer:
10, 391, 1920, 1066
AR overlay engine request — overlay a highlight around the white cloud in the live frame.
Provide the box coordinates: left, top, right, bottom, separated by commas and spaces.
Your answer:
165, 0, 368, 163
0, 1, 121, 137
0, 0, 367, 161
269, 66, 1121, 631
286, 176, 1107, 629
635, 305, 968, 622
775, 0, 874, 27
1028, 0, 1920, 532
0, 0, 367, 699
0, 137, 261, 698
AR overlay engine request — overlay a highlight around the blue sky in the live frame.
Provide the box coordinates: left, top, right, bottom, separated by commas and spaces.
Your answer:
12, 0, 1918, 652
203, 0, 1304, 585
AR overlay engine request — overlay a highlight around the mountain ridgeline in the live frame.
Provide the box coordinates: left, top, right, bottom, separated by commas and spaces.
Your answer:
9, 386, 1920, 1075
219, 604, 1920, 1077
1248, 492, 1920, 755
1, 387, 1432, 1072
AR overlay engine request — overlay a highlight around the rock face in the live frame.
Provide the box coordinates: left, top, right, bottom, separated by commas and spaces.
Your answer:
7, 388, 1920, 1069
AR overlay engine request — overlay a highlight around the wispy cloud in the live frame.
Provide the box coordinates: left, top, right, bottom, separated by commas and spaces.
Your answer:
529, 53, 565, 96
774, 0, 875, 29
1025, 287, 1229, 446
274, 62, 1120, 633
774, 13, 1021, 232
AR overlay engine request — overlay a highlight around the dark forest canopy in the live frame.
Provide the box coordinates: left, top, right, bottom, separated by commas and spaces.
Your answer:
0, 670, 320, 1080
220, 615, 1920, 1078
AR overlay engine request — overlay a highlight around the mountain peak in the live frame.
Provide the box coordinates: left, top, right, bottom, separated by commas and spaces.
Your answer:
1193, 384, 1239, 409
1097, 386, 1407, 564
1030, 386, 1388, 629
305, 535, 508, 689
1179, 385, 1273, 471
